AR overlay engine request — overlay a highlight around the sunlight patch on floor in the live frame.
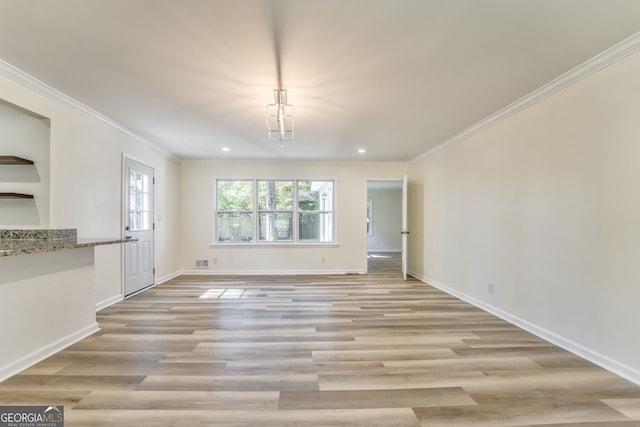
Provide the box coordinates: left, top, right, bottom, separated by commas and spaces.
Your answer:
199, 288, 247, 299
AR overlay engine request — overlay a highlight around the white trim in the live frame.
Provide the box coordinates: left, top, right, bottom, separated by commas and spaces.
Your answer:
134, 269, 366, 281
122, 156, 156, 297
180, 269, 365, 276
122, 153, 155, 171
367, 249, 402, 253
157, 271, 182, 285
210, 242, 340, 248
0, 58, 176, 159
0, 323, 100, 383
214, 178, 337, 246
96, 294, 123, 312
414, 31, 640, 161
409, 270, 640, 386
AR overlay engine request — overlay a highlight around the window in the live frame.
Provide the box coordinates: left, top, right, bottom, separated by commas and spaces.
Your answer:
216, 180, 254, 242
216, 179, 334, 244
297, 180, 334, 242
258, 180, 293, 241
129, 169, 151, 231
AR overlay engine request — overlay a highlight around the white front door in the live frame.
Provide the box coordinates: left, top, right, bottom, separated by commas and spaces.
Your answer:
123, 157, 154, 296
401, 174, 409, 281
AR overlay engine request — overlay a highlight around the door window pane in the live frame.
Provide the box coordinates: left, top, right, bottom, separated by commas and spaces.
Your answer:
129, 169, 151, 231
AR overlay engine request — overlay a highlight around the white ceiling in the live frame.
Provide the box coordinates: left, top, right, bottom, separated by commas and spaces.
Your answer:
0, 0, 639, 161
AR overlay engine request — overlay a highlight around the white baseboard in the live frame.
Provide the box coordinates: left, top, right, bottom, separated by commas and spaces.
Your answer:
409, 270, 640, 386
96, 294, 123, 312
150, 270, 368, 282
0, 323, 100, 383
156, 271, 182, 284
180, 269, 365, 276
119, 272, 179, 300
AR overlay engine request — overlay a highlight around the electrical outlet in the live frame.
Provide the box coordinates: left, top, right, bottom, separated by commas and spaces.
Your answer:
321, 257, 326, 263
488, 283, 495, 295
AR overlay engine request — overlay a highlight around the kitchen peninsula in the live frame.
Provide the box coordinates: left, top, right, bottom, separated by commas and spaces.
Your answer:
0, 229, 132, 381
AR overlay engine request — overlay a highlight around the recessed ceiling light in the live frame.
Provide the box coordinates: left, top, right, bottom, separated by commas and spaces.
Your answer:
357, 148, 366, 154
221, 147, 230, 152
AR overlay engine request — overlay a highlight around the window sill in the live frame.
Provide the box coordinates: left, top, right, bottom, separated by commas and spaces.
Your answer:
209, 242, 340, 248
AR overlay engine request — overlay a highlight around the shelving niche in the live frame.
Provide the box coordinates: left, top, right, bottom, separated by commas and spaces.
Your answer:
0, 99, 50, 227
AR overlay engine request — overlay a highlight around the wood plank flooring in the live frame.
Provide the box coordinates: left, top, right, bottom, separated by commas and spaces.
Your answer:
2, 253, 640, 426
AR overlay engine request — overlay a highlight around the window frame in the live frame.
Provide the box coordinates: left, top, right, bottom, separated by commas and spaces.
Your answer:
215, 179, 255, 243
297, 180, 334, 243
366, 197, 373, 236
128, 169, 152, 232
257, 179, 294, 242
213, 178, 336, 246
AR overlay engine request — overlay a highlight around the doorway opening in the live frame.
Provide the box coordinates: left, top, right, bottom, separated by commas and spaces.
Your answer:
366, 180, 403, 276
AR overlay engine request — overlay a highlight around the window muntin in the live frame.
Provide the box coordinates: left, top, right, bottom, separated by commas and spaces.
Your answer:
216, 179, 334, 244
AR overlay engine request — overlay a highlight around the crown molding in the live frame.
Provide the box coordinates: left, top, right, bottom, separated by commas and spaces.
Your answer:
414, 31, 640, 162
0, 58, 176, 159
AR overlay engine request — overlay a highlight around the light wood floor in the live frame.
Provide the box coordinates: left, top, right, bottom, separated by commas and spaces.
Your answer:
2, 253, 640, 426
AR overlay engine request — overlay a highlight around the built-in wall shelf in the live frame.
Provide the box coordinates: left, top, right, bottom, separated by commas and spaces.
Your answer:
0, 192, 34, 199
0, 157, 35, 199
0, 156, 34, 165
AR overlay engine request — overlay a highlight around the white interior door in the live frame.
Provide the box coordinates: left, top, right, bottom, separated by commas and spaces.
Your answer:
123, 157, 154, 296
401, 174, 409, 280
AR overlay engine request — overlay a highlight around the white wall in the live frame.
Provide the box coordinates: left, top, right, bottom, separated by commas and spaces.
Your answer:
366, 187, 402, 252
0, 66, 181, 307
180, 160, 406, 274
0, 248, 98, 381
408, 49, 640, 382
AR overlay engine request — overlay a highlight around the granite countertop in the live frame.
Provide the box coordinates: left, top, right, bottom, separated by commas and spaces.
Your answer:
0, 229, 134, 257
